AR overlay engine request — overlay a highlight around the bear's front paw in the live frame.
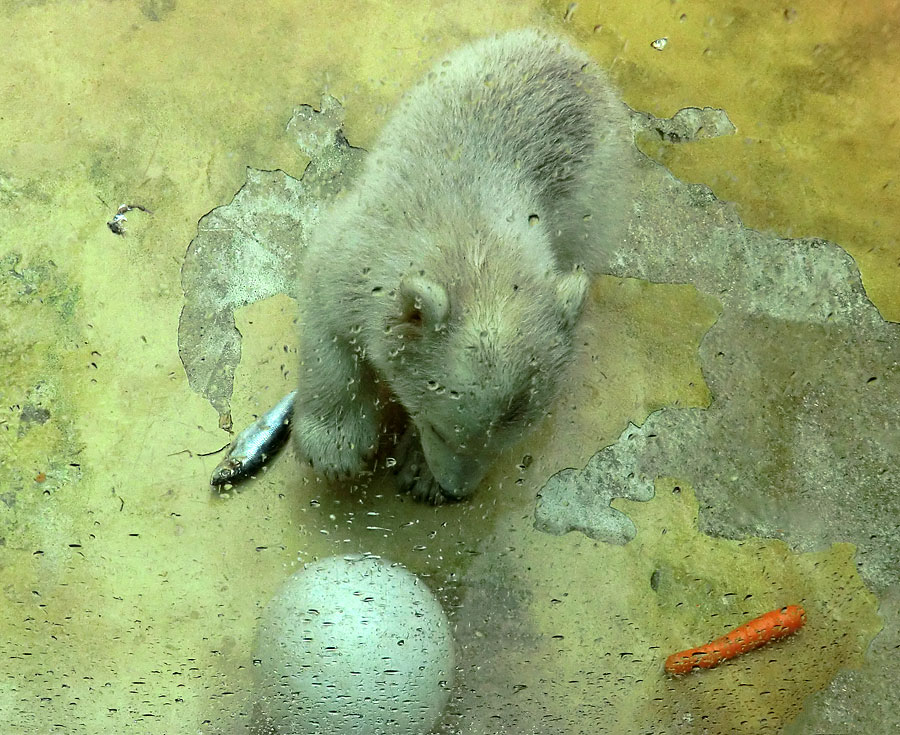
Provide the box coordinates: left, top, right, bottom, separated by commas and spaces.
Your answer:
293, 414, 376, 479
392, 428, 454, 505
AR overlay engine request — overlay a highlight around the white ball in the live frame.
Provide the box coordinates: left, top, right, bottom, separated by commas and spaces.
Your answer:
253, 555, 454, 735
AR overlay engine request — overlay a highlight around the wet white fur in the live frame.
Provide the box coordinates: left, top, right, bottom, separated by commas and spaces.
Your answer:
293, 29, 632, 501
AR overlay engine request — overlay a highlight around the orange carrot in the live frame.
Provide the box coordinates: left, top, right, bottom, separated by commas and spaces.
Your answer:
665, 604, 806, 675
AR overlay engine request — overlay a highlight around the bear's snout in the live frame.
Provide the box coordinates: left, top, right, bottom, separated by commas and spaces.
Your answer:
418, 423, 489, 499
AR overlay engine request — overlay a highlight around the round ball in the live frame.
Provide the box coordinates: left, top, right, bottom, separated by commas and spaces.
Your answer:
253, 555, 454, 735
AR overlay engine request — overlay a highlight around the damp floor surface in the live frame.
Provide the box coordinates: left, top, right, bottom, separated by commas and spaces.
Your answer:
1, 1, 898, 733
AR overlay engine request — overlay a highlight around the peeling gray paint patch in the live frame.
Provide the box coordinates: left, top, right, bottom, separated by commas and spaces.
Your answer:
535, 423, 655, 544
178, 96, 364, 422
534, 149, 898, 733
632, 106, 736, 143
536, 152, 898, 584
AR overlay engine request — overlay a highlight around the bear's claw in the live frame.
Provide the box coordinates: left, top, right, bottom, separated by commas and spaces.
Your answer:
393, 428, 454, 505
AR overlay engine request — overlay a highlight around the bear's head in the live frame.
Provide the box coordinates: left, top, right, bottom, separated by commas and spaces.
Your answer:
377, 252, 589, 500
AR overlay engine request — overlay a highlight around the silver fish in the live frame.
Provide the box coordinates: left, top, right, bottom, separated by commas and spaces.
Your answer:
210, 391, 297, 487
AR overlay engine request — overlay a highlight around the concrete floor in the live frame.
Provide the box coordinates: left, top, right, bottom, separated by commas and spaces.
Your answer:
1, 1, 897, 733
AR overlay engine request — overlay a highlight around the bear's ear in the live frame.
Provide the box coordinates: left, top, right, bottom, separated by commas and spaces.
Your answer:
556, 267, 589, 329
397, 275, 450, 333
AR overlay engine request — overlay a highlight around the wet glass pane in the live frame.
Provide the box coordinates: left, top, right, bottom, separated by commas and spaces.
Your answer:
1, 2, 895, 734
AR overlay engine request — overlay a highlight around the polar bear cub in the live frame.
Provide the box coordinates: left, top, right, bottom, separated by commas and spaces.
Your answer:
293, 29, 632, 502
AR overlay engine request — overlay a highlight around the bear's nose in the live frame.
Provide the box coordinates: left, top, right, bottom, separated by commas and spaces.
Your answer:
418, 423, 488, 499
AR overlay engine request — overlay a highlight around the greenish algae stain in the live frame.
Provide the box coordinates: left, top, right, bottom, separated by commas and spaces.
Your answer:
450, 480, 881, 733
